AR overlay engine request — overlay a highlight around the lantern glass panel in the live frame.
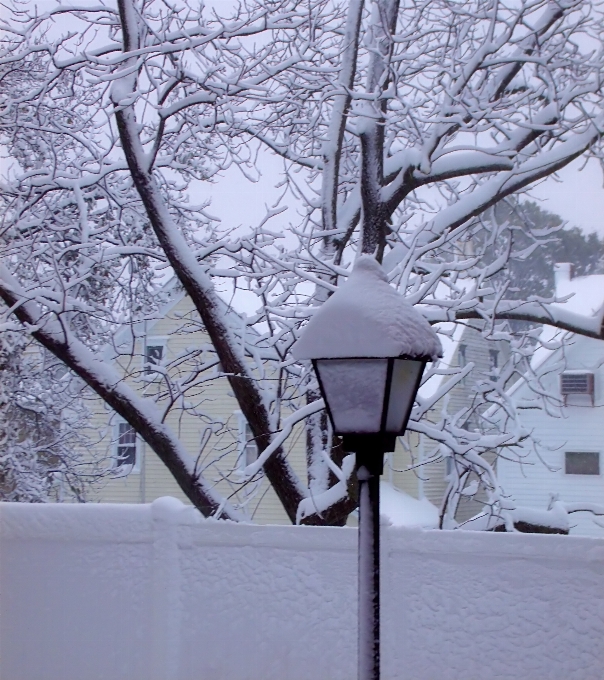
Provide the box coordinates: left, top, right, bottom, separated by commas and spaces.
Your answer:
316, 359, 388, 434
384, 359, 424, 433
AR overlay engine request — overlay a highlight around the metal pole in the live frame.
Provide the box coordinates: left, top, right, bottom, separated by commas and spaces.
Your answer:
357, 451, 381, 680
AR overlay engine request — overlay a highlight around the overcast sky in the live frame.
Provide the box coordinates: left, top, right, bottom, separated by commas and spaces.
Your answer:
207, 152, 604, 244
530, 158, 604, 238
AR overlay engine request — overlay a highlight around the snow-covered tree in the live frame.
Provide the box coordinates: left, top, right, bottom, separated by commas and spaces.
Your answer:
0, 329, 103, 502
1, 0, 603, 524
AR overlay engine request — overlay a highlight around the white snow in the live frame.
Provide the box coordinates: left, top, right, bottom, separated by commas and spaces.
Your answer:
407, 276, 475, 399
2, 500, 603, 680
499, 267, 604, 394
292, 256, 442, 361
379, 482, 439, 528
513, 504, 570, 531
418, 321, 467, 399
538, 269, 603, 373
554, 268, 604, 317
463, 504, 570, 532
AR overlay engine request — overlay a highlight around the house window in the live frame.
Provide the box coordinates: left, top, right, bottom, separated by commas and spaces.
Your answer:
565, 451, 600, 476
488, 349, 499, 381
114, 420, 138, 472
144, 342, 164, 376
458, 344, 467, 384
560, 372, 594, 406
237, 414, 258, 469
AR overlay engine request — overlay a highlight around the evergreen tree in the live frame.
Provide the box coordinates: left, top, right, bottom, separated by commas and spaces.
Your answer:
484, 201, 604, 302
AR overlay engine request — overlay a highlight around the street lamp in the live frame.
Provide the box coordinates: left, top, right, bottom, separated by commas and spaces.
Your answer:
292, 256, 441, 680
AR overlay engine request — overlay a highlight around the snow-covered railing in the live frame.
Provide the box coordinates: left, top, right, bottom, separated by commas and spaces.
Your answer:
1, 498, 603, 680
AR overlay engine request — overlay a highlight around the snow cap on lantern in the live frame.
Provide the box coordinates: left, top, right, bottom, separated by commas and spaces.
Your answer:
292, 255, 442, 361
292, 256, 442, 444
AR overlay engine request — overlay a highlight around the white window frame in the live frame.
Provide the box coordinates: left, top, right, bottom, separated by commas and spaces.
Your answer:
112, 418, 140, 474
143, 337, 167, 380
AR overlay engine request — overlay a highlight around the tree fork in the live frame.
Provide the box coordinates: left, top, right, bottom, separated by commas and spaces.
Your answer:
113, 0, 304, 523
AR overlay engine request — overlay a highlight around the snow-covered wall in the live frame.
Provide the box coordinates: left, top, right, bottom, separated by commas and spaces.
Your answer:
1, 497, 603, 680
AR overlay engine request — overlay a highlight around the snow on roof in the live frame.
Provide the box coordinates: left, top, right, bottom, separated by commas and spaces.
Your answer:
554, 265, 604, 317
292, 256, 442, 361
379, 482, 439, 528
105, 277, 263, 363
529, 267, 604, 372
494, 267, 604, 403
411, 277, 475, 399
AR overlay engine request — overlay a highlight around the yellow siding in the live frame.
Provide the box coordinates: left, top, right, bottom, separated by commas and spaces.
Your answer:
87, 295, 306, 525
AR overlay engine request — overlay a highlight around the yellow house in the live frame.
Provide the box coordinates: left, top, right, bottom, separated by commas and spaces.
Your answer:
87, 286, 306, 524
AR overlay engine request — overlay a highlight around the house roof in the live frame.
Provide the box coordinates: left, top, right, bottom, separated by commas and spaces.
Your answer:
418, 321, 467, 399
530, 266, 604, 372
554, 263, 604, 317
417, 275, 476, 399
503, 265, 604, 400
102, 278, 269, 362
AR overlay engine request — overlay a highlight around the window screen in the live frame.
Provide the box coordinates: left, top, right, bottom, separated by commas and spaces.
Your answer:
565, 451, 600, 476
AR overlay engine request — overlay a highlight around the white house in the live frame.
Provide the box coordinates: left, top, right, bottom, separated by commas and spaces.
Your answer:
497, 264, 604, 537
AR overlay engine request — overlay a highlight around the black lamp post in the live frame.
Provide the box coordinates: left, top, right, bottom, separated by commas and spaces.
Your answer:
315, 355, 428, 680
292, 256, 441, 680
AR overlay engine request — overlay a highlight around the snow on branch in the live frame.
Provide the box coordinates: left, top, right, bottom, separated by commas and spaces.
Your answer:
243, 398, 324, 480
3, 0, 603, 527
